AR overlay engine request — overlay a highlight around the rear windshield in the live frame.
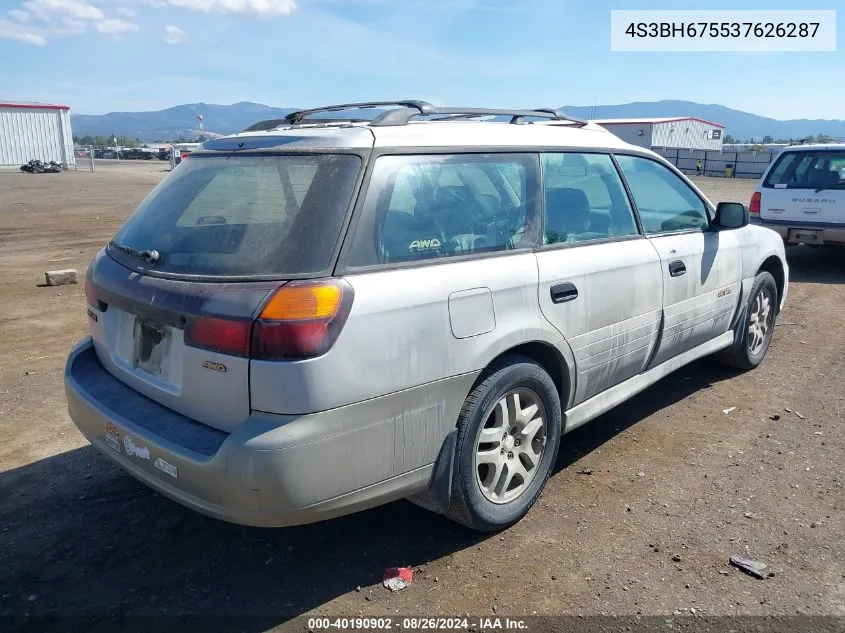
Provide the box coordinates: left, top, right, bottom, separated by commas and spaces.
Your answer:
764, 150, 845, 189
111, 153, 361, 278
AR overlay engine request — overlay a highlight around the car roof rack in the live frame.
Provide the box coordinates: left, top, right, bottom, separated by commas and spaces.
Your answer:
283, 101, 436, 126
243, 118, 290, 132
532, 108, 587, 125
243, 101, 587, 132
792, 137, 845, 145
373, 106, 587, 127
425, 109, 586, 126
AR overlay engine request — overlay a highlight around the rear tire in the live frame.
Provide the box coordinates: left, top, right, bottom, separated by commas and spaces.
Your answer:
445, 355, 562, 532
717, 271, 778, 371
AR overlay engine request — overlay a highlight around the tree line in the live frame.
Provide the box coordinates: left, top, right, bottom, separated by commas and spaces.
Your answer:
73, 134, 202, 147
723, 133, 837, 145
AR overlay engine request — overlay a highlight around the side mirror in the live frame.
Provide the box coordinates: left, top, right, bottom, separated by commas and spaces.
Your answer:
714, 201, 749, 230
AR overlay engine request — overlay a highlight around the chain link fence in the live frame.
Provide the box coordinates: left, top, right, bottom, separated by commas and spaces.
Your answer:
6, 145, 177, 172
655, 147, 778, 179
69, 145, 177, 172
27, 144, 780, 180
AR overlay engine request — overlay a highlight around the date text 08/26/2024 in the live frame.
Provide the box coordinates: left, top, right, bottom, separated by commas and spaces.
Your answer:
306, 617, 529, 630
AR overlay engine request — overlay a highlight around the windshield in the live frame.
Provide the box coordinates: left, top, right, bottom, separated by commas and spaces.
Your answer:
764, 150, 845, 189
111, 153, 361, 278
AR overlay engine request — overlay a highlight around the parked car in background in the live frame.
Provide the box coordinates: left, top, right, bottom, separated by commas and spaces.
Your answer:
751, 143, 845, 246
65, 101, 789, 532
119, 148, 155, 160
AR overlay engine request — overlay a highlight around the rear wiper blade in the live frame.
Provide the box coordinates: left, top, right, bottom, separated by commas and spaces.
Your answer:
111, 241, 160, 263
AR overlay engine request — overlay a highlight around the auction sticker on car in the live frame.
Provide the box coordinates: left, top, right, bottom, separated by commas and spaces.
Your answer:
154, 457, 178, 479
104, 420, 121, 454
123, 435, 150, 460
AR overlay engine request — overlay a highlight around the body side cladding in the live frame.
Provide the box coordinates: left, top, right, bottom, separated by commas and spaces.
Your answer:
563, 330, 734, 434
642, 310, 666, 373
415, 332, 734, 514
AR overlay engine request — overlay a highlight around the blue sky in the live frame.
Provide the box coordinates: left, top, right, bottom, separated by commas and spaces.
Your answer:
0, 0, 842, 119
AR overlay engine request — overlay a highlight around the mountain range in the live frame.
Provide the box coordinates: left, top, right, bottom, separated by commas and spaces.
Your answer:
71, 102, 296, 142
70, 100, 845, 142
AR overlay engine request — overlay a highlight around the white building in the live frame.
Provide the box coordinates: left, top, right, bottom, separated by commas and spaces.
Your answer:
0, 101, 75, 168
593, 117, 725, 151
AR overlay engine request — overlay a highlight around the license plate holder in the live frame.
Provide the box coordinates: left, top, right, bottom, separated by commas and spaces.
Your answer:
788, 228, 823, 245
133, 318, 169, 376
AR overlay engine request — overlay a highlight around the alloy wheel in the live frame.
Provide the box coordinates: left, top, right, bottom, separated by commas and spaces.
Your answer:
747, 287, 774, 356
474, 388, 548, 504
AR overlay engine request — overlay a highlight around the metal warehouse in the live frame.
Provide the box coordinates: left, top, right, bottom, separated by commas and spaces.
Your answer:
0, 101, 75, 168
593, 117, 725, 151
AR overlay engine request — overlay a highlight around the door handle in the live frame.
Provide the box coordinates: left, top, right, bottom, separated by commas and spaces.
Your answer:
550, 282, 578, 303
668, 260, 686, 277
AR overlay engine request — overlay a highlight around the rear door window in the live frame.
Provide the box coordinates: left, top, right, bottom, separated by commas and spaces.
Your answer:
345, 153, 541, 268
764, 150, 845, 189
111, 154, 361, 278
540, 153, 640, 245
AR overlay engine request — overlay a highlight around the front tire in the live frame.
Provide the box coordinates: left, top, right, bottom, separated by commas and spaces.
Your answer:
445, 355, 562, 532
718, 271, 778, 370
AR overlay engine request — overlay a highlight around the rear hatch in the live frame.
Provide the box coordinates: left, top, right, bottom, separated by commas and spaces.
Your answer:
86, 149, 363, 432
759, 148, 845, 225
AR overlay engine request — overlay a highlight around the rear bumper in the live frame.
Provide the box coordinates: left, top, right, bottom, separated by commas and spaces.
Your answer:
64, 338, 474, 527
752, 217, 845, 245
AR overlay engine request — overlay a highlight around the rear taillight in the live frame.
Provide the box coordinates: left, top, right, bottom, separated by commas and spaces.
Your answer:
85, 275, 97, 307
180, 152, 190, 161
185, 316, 252, 357
184, 279, 354, 361
750, 191, 761, 216
253, 279, 354, 360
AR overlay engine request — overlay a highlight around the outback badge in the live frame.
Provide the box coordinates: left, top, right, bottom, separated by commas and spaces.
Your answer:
202, 360, 227, 373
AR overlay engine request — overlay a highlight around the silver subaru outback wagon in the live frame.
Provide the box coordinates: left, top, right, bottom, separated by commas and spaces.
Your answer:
64, 101, 789, 532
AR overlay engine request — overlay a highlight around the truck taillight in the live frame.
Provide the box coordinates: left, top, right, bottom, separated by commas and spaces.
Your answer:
184, 279, 354, 361
750, 191, 761, 216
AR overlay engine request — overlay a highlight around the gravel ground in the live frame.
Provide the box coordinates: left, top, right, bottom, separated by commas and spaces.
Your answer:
0, 165, 843, 632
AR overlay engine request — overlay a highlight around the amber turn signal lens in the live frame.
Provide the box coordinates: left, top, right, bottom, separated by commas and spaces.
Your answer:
259, 282, 343, 321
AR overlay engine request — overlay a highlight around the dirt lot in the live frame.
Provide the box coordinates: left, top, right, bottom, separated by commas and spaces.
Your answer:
1, 164, 843, 631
